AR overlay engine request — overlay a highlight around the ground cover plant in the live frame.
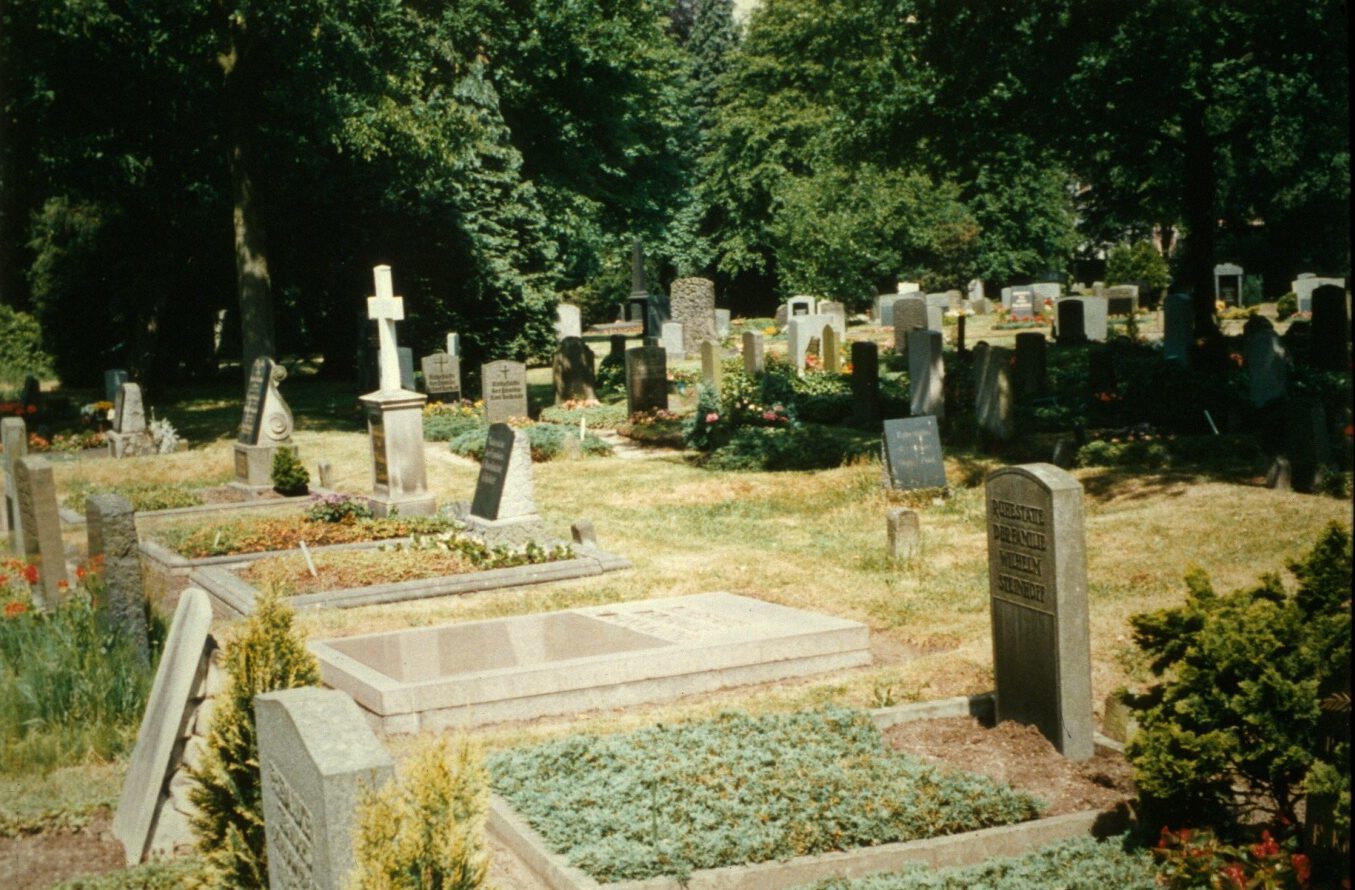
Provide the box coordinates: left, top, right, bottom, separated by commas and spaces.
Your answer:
488, 708, 1042, 882
151, 510, 464, 558
62, 479, 208, 514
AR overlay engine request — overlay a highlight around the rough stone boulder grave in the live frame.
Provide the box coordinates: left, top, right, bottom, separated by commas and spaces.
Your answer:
232, 356, 297, 493
310, 591, 871, 733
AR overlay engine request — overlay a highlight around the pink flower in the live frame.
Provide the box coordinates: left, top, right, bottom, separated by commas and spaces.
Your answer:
705, 412, 719, 423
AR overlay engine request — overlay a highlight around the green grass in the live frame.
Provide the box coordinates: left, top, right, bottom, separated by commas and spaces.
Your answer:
62, 479, 210, 514
0, 762, 124, 836
52, 858, 209, 889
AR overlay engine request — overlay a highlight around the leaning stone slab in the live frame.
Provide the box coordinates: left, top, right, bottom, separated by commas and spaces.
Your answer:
257, 687, 394, 890
113, 588, 214, 864
15, 455, 69, 606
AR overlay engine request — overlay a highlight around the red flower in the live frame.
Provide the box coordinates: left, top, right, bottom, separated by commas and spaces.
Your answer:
4, 601, 28, 617
1291, 853, 1311, 885
22, 564, 38, 584
1222, 864, 1247, 888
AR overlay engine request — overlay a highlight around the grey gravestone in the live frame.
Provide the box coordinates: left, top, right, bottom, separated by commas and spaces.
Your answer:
556, 303, 583, 340
1009, 292, 1034, 320
888, 508, 920, 559
625, 346, 667, 415
925, 303, 945, 333
1244, 321, 1287, 408
1078, 297, 1109, 341
397, 347, 416, 392
481, 360, 528, 423
742, 330, 765, 374
113, 588, 213, 864
660, 321, 685, 357
1309, 284, 1349, 372
700, 340, 723, 392
1013, 333, 1049, 399
986, 463, 1093, 760
14, 455, 69, 607
104, 369, 129, 404
786, 295, 815, 318
608, 334, 627, 363
882, 417, 946, 490
907, 329, 944, 420
570, 520, 597, 548
670, 277, 718, 349
1294, 275, 1344, 313
875, 293, 901, 326
114, 382, 147, 434
822, 324, 841, 372
238, 357, 292, 445
86, 493, 149, 664
817, 300, 847, 338
421, 352, 462, 401
256, 688, 394, 890
2, 417, 27, 550
446, 332, 460, 357
1056, 300, 1086, 344
1105, 285, 1138, 316
552, 337, 596, 404
974, 344, 1014, 443
774, 304, 789, 327
470, 423, 537, 521
1163, 293, 1193, 364
893, 297, 927, 357
1032, 282, 1062, 303
714, 309, 731, 338
850, 341, 881, 428
1213, 262, 1243, 305
788, 315, 829, 370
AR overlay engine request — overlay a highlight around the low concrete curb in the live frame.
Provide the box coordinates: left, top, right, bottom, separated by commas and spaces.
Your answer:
489, 694, 1133, 890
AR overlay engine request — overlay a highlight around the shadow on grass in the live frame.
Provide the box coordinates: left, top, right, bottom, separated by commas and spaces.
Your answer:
159, 374, 367, 443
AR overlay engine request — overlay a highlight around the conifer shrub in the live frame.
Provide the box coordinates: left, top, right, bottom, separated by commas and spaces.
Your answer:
1127, 523, 1351, 840
349, 734, 490, 890
188, 589, 320, 888
270, 448, 309, 496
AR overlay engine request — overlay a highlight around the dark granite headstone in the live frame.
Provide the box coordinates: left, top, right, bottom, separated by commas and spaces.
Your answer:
471, 423, 515, 519
552, 337, 596, 404
850, 341, 880, 428
882, 417, 947, 490
1056, 300, 1087, 344
1284, 395, 1330, 494
237, 357, 275, 444
1013, 333, 1049, 400
1310, 284, 1349, 372
625, 345, 667, 415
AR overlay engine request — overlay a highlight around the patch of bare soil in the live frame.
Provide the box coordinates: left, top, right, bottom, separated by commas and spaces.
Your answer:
0, 808, 126, 889
198, 485, 286, 505
884, 715, 1136, 816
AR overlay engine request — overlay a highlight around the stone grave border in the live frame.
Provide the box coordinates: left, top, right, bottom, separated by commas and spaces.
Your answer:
489, 692, 1130, 890
192, 542, 630, 618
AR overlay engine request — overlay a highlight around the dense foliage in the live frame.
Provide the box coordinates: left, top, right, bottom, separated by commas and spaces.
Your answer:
489, 708, 1041, 882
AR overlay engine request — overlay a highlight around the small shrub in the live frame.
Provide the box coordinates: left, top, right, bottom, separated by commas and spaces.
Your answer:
594, 353, 626, 397
1106, 241, 1172, 295
1153, 826, 1311, 890
701, 424, 877, 472
423, 401, 485, 441
538, 402, 629, 429
683, 383, 727, 451
1276, 292, 1299, 320
349, 735, 491, 890
448, 422, 612, 461
189, 588, 320, 888
0, 304, 54, 387
271, 448, 309, 496
305, 493, 373, 524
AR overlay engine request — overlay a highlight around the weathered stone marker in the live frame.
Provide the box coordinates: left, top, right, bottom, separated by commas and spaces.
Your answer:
625, 345, 667, 415
2, 416, 27, 549
986, 463, 1093, 760
742, 330, 764, 374
256, 687, 394, 890
700, 340, 722, 393
234, 356, 297, 490
421, 352, 462, 402
887, 507, 920, 559
670, 277, 718, 350
14, 455, 68, 606
881, 417, 946, 490
481, 359, 529, 423
907, 329, 945, 420
108, 382, 156, 457
464, 423, 544, 546
86, 493, 149, 664
552, 337, 596, 404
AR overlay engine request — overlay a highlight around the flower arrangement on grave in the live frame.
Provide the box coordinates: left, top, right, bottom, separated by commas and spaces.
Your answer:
1154, 826, 1311, 889
0, 401, 37, 418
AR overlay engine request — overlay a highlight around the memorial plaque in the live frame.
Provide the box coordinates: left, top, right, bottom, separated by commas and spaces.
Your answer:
881, 417, 947, 490
421, 353, 461, 400
238, 357, 275, 444
481, 360, 528, 423
369, 412, 389, 487
986, 464, 1092, 760
625, 346, 667, 415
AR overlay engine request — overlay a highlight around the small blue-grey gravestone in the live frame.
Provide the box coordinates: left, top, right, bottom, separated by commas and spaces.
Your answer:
881, 417, 947, 490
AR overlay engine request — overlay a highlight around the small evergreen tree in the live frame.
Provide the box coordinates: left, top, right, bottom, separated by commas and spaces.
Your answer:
188, 589, 320, 888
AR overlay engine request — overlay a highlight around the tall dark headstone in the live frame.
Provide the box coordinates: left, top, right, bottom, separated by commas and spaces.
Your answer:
1013, 333, 1049, 400
974, 344, 1014, 443
608, 334, 628, 363
470, 423, 536, 522
1284, 395, 1331, 494
552, 337, 597, 404
850, 341, 881, 428
1056, 300, 1087, 344
1309, 284, 1349, 372
625, 346, 667, 415
1243, 318, 1287, 408
986, 463, 1093, 760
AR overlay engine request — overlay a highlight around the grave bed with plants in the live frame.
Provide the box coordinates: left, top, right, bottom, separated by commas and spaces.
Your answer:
487, 704, 1134, 889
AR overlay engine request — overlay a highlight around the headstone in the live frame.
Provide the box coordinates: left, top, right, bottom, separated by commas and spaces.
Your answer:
114, 382, 147, 433
1009, 291, 1034, 320
875, 293, 902, 326
553, 338, 596, 404
816, 300, 847, 338
234, 357, 297, 489
470, 423, 537, 521
1213, 262, 1243, 305
1031, 282, 1062, 303
906, 329, 944, 420
670, 277, 718, 348
660, 321, 685, 357
786, 295, 815, 318
973, 344, 1014, 443
365, 265, 407, 392
86, 493, 149, 664
774, 304, 789, 327
822, 324, 841, 372
714, 308, 731, 338
968, 279, 985, 303
986, 463, 1093, 760
445, 332, 460, 357
787, 315, 828, 370
317, 461, 334, 488
926, 303, 945, 333
104, 369, 129, 404
1013, 333, 1049, 399
850, 341, 880, 428
397, 347, 415, 392
1243, 320, 1287, 408
556, 303, 583, 340
113, 588, 213, 865
896, 281, 921, 295
1056, 299, 1087, 344
700, 340, 723, 392
1088, 347, 1117, 398
421, 353, 462, 402
1293, 276, 1344, 313
1309, 284, 1349, 372
1, 417, 27, 550
625, 345, 667, 415
1078, 297, 1109, 341
608, 334, 627, 363
1284, 396, 1330, 494
19, 375, 40, 411
256, 688, 394, 890
887, 508, 920, 559
881, 417, 946, 490
742, 330, 765, 375
1000, 285, 1014, 308
1163, 293, 1194, 364
481, 360, 528, 423
1105, 285, 1139, 316
570, 520, 597, 548
629, 295, 670, 342
14, 455, 69, 607
892, 296, 927, 357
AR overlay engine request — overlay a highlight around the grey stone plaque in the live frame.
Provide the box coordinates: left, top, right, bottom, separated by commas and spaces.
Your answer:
421, 353, 461, 400
882, 417, 946, 490
482, 360, 528, 423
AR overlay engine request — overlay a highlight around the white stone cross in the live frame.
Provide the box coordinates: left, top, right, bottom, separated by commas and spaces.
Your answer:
367, 265, 405, 391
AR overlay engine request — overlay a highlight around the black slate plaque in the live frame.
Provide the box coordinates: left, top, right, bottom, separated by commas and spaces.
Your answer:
882, 417, 946, 490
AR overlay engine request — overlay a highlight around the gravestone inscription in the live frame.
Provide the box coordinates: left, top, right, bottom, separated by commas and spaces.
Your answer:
881, 417, 946, 490
625, 346, 667, 415
481, 360, 528, 423
470, 423, 537, 521
421, 353, 462, 401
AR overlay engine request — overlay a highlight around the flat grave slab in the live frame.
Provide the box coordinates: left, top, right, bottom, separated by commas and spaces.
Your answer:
311, 592, 871, 733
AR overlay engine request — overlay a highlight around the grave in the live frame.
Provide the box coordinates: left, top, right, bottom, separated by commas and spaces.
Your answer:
700, 340, 723, 392
446, 332, 460, 356
822, 325, 841, 372
906, 329, 944, 420
626, 240, 669, 342
850, 341, 880, 428
86, 493, 150, 664
1069, 296, 1109, 341
881, 417, 947, 490
104, 368, 129, 403
875, 293, 901, 326
359, 265, 436, 517
1284, 396, 1331, 494
421, 352, 462, 402
670, 277, 718, 349
887, 508, 920, 559
397, 346, 416, 391
2, 416, 27, 551
608, 334, 627, 364
1031, 282, 1062, 304
1310, 284, 1349, 372
482, 359, 529, 423
625, 345, 667, 415
924, 294, 947, 332
257, 687, 394, 890
1293, 275, 1344, 313
787, 314, 829, 370
556, 302, 583, 340
1055, 300, 1086, 344
1162, 293, 1194, 364
108, 382, 156, 457
973, 344, 1014, 443
1105, 285, 1138, 316
311, 592, 871, 733
986, 463, 1093, 760
552, 337, 596, 404
1013, 333, 1049, 400
1244, 320, 1288, 408
113, 588, 214, 865
892, 297, 927, 358
786, 295, 816, 319
742, 330, 765, 374
714, 308, 731, 338
14, 455, 69, 607
464, 423, 544, 546
1213, 262, 1243, 305
233, 356, 297, 491
660, 320, 685, 357
968, 278, 985, 304
817, 299, 847, 338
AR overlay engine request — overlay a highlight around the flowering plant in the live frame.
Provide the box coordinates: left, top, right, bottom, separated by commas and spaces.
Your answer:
1154, 826, 1311, 889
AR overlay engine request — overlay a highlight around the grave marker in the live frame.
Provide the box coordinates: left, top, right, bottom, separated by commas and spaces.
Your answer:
1310, 284, 1349, 372
1163, 293, 1194, 364
700, 340, 723, 392
2, 417, 27, 550
108, 382, 157, 458
742, 330, 765, 374
397, 347, 415, 392
470, 423, 537, 522
986, 464, 1093, 760
552, 337, 596, 404
14, 455, 69, 606
1285, 396, 1331, 494
1213, 262, 1243, 305
817, 300, 847, 339
445, 332, 460, 357
556, 303, 582, 340
786, 295, 815, 318
714, 308, 731, 338
875, 293, 901, 326
104, 369, 129, 404
234, 357, 297, 490
608, 334, 628, 364
907, 329, 944, 420
893, 297, 927, 358
670, 277, 718, 349
850, 341, 880, 428
888, 508, 920, 559
481, 359, 528, 423
625, 345, 667, 415
822, 324, 841, 372
660, 321, 685, 357
973, 344, 1014, 443
1293, 275, 1344, 313
86, 493, 149, 664
881, 417, 946, 490
257, 688, 394, 890
788, 314, 829, 370
1056, 299, 1087, 344
1244, 320, 1287, 408
421, 352, 462, 402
